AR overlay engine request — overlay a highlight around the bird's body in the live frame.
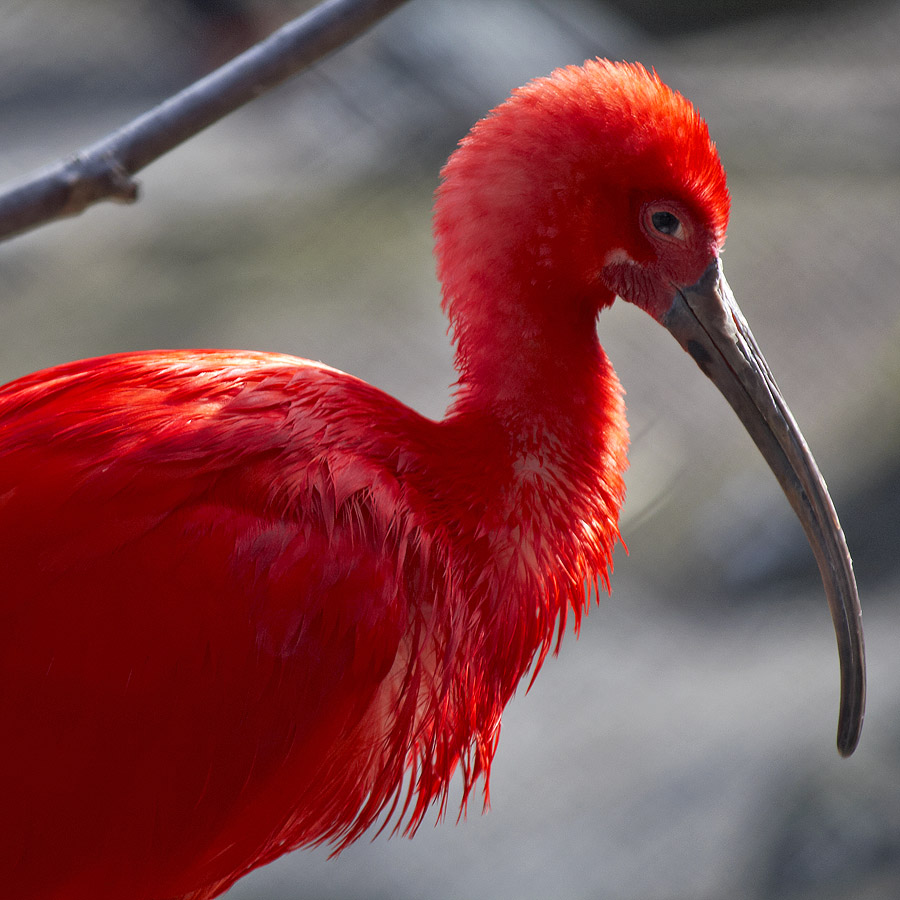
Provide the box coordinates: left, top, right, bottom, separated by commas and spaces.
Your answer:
0, 61, 864, 899
0, 346, 624, 899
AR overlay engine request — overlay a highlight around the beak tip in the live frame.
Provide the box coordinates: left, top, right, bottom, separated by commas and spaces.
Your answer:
837, 684, 866, 759
838, 733, 860, 759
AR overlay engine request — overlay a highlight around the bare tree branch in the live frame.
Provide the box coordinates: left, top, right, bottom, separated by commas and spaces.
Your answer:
0, 0, 411, 244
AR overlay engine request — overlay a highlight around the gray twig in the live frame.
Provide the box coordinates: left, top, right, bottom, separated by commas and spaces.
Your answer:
0, 0, 411, 243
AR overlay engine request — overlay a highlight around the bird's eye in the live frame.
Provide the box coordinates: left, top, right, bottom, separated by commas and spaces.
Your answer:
650, 210, 683, 238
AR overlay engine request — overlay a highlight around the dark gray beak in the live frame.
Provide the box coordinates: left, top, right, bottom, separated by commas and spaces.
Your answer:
663, 259, 865, 757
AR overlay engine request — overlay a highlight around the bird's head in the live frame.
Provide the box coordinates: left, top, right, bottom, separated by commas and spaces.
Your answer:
435, 59, 730, 322
435, 59, 865, 757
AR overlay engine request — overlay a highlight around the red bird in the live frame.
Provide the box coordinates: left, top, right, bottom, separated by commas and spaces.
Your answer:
0, 60, 865, 899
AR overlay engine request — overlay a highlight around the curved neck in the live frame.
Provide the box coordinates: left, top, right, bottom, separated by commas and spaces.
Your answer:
446, 280, 608, 446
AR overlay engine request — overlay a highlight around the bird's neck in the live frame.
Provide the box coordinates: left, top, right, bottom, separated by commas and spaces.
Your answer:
442, 271, 629, 569
427, 277, 628, 737
444, 259, 621, 455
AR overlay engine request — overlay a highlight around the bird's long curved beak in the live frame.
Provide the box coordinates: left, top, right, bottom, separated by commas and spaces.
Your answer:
663, 258, 865, 757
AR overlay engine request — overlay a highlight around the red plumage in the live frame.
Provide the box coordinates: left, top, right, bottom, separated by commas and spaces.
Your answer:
0, 343, 626, 898
2, 59, 825, 899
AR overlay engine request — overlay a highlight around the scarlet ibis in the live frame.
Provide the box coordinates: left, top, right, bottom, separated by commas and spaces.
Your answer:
0, 59, 864, 899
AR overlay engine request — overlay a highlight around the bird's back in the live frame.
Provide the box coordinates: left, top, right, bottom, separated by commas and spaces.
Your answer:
0, 350, 442, 898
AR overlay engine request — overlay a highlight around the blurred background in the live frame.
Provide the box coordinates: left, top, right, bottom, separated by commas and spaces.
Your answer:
1, 0, 899, 897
